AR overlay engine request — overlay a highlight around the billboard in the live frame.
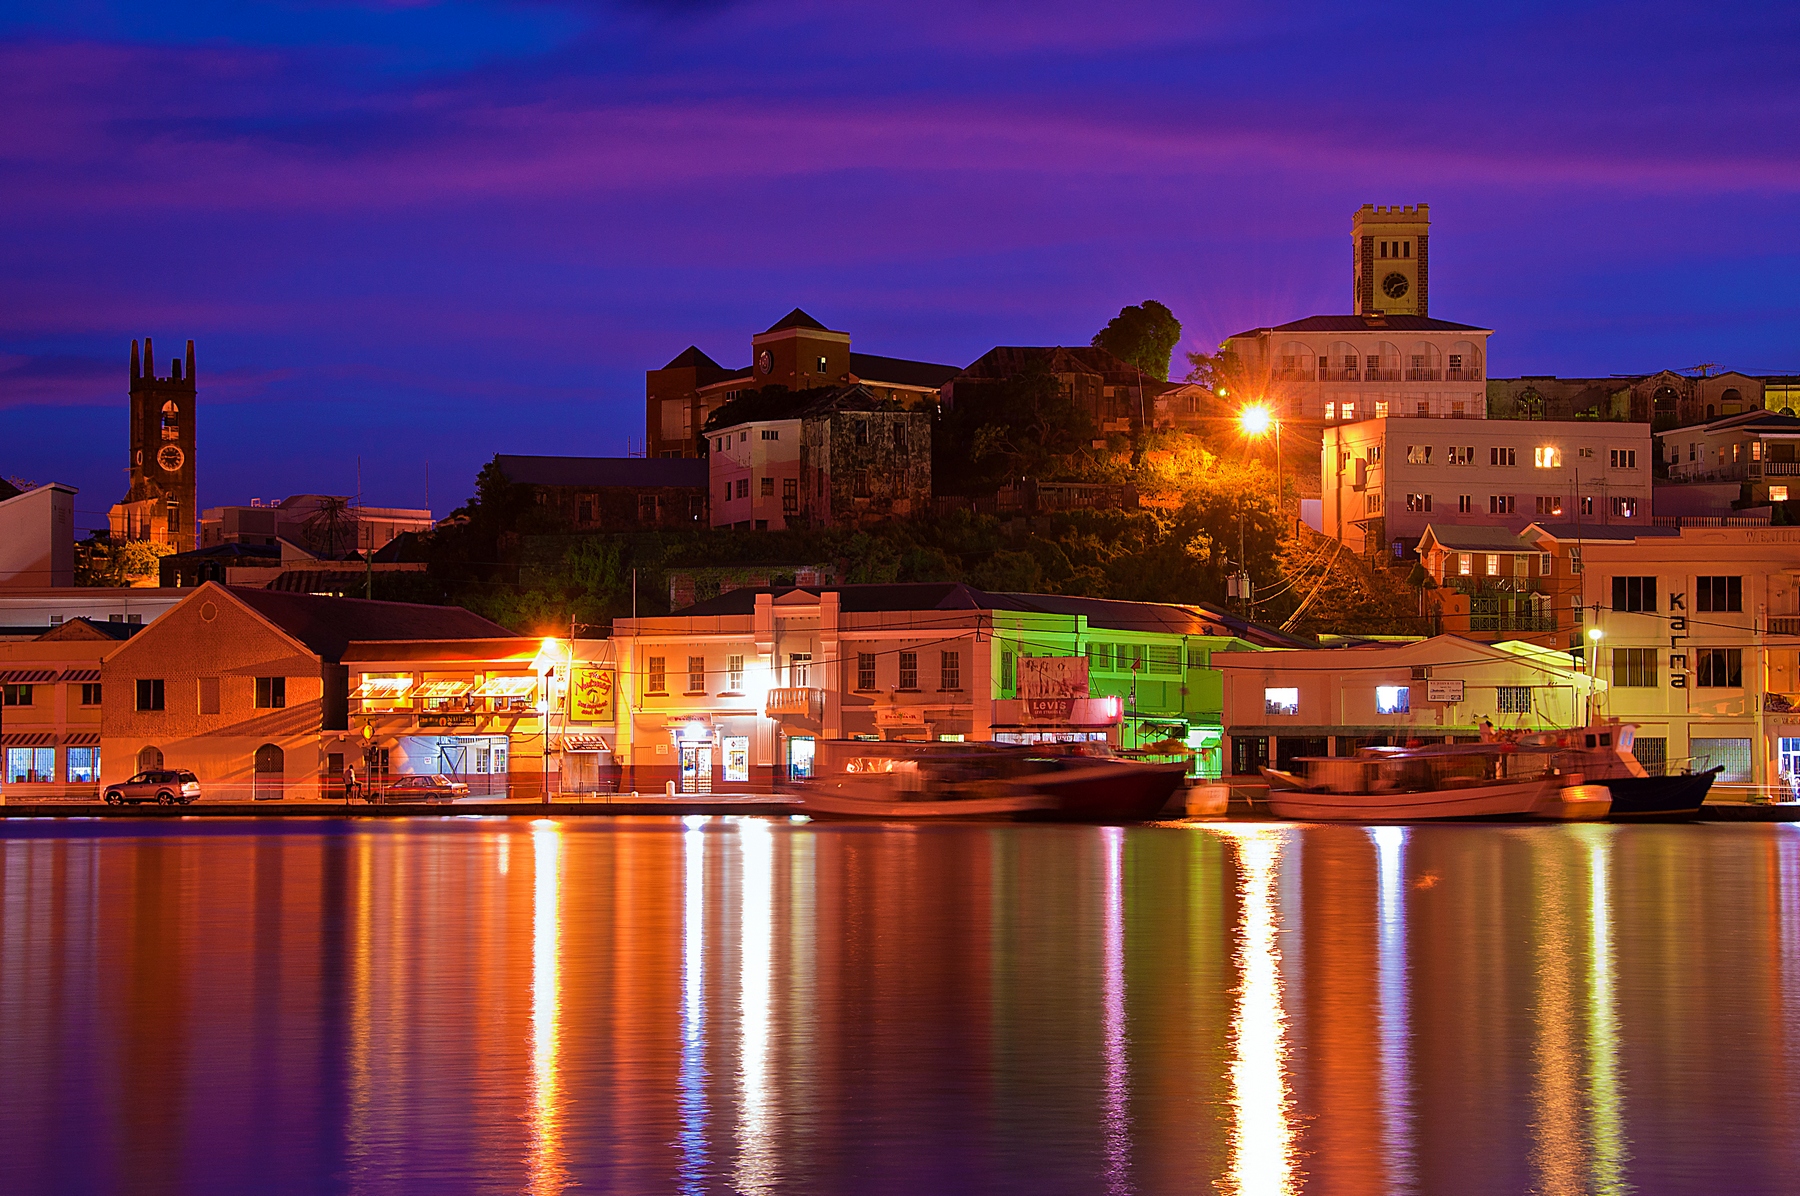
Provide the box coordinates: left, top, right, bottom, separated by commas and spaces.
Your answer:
569, 664, 616, 723
1426, 679, 1465, 704
1019, 656, 1089, 722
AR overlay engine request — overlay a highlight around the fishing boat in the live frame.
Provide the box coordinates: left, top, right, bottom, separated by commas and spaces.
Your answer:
1501, 721, 1719, 819
1260, 741, 1609, 822
787, 740, 1186, 822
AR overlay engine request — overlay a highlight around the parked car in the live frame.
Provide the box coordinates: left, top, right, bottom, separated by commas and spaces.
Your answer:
379, 774, 471, 804
103, 769, 201, 806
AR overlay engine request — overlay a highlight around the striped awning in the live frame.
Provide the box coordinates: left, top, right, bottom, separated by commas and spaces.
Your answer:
1, 732, 55, 747
59, 668, 101, 683
63, 731, 101, 747
415, 679, 475, 699
0, 669, 57, 684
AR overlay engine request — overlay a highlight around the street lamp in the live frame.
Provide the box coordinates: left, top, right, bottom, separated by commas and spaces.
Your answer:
1239, 402, 1283, 529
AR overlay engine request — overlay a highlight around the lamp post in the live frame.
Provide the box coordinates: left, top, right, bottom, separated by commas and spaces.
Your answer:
1586, 626, 1604, 724
1239, 402, 1283, 532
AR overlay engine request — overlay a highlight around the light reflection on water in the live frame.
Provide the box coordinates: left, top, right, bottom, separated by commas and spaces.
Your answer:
1, 819, 1798, 1194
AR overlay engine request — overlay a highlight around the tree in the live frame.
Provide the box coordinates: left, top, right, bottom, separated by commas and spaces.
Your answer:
933, 360, 1096, 490
1093, 301, 1183, 380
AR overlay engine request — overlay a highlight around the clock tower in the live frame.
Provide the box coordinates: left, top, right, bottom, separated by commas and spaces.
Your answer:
1353, 204, 1430, 317
109, 337, 198, 553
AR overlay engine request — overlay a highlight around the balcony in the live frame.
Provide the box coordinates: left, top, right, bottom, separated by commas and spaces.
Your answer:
1444, 368, 1484, 382
1406, 368, 1441, 382
1363, 368, 1402, 382
1319, 368, 1360, 382
1469, 612, 1558, 633
765, 687, 824, 719
1769, 617, 1800, 636
1445, 576, 1546, 597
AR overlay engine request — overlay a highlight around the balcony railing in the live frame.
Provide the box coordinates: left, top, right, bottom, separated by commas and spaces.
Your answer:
1444, 368, 1484, 382
1769, 617, 1800, 636
1363, 368, 1402, 382
765, 687, 824, 718
1406, 368, 1441, 382
1469, 612, 1558, 633
1319, 368, 1360, 382
1653, 515, 1773, 529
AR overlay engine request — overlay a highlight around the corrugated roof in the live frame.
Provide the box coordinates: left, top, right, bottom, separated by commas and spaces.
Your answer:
1226, 314, 1491, 338
495, 455, 708, 489
225, 587, 512, 664
848, 352, 961, 389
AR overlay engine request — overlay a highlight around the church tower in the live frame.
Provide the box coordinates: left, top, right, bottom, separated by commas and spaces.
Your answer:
1353, 204, 1430, 317
110, 338, 197, 553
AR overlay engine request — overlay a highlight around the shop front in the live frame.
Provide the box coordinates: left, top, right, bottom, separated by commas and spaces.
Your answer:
989, 696, 1124, 746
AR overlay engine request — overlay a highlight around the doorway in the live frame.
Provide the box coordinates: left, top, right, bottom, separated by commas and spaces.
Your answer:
253, 743, 285, 801
679, 744, 713, 794
787, 735, 816, 780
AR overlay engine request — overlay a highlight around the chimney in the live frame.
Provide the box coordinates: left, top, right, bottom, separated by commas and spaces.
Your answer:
185, 340, 195, 387
143, 338, 154, 381
130, 339, 140, 381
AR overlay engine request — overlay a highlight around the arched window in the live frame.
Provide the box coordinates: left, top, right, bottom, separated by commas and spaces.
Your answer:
253, 743, 285, 801
138, 745, 163, 772
1405, 341, 1442, 381
1324, 341, 1359, 380
161, 401, 180, 442
1653, 386, 1679, 414
1449, 340, 1483, 380
1368, 342, 1401, 381
1276, 341, 1315, 379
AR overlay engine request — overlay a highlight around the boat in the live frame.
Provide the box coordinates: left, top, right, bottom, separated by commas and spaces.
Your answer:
786, 740, 1186, 822
1516, 721, 1719, 820
1261, 742, 1609, 822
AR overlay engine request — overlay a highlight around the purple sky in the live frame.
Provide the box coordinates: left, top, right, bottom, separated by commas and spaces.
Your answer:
3, 1, 1797, 531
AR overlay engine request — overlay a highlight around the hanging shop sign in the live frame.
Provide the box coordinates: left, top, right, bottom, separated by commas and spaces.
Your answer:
569, 664, 616, 723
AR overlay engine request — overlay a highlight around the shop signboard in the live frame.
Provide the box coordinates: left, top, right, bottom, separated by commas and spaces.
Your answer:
1020, 655, 1089, 722
569, 664, 616, 723
1427, 679, 1465, 704
875, 706, 927, 728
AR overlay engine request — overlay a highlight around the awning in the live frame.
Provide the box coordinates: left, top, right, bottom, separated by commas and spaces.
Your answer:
58, 668, 101, 683
474, 676, 537, 698
0, 669, 57, 684
63, 731, 100, 747
352, 676, 415, 699
415, 679, 475, 699
1, 732, 55, 747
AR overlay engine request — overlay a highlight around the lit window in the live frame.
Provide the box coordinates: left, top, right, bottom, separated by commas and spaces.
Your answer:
1772, 485, 1790, 502
1375, 686, 1409, 715
1458, 553, 1473, 576
728, 654, 745, 691
1325, 402, 1336, 420
1486, 554, 1501, 576
1264, 688, 1299, 716
1534, 447, 1563, 468
1612, 497, 1638, 518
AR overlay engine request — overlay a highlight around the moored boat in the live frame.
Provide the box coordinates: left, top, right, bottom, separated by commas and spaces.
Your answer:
1261, 742, 1608, 822
1516, 720, 1719, 820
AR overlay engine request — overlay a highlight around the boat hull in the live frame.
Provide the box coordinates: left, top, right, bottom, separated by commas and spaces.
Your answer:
1266, 778, 1559, 822
1022, 761, 1189, 823
795, 787, 1056, 821
1605, 768, 1720, 820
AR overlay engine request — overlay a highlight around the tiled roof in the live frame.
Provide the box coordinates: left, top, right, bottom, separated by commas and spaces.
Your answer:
1417, 525, 1536, 552
763, 308, 832, 334
495, 455, 708, 489
225, 587, 512, 663
1226, 314, 1491, 338
848, 352, 961, 389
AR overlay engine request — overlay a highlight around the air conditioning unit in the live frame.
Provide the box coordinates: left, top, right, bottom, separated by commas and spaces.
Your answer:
1410, 666, 1431, 680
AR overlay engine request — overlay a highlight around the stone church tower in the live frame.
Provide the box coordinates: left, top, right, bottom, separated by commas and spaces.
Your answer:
1353, 204, 1430, 317
109, 338, 197, 552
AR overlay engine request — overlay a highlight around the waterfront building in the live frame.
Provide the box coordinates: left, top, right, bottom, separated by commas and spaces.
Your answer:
706, 385, 932, 529
99, 583, 509, 799
110, 338, 198, 552
0, 481, 77, 588
607, 583, 1299, 792
0, 619, 138, 799
494, 454, 708, 530
1321, 416, 1653, 557
646, 309, 959, 460
1212, 634, 1598, 777
1522, 522, 1800, 799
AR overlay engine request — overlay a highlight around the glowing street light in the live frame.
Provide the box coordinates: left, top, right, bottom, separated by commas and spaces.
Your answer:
1239, 404, 1272, 437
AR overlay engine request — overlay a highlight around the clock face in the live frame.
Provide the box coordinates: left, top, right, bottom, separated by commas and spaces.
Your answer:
1382, 271, 1410, 299
758, 349, 773, 375
157, 445, 185, 473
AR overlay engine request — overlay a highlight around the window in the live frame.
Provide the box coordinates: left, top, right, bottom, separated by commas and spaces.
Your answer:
1375, 685, 1409, 714
80, 683, 102, 706
1264, 688, 1299, 716
940, 651, 961, 691
66, 747, 97, 783
1367, 445, 1382, 464
1001, 650, 1016, 692
647, 656, 666, 694
783, 478, 798, 512
1406, 445, 1432, 465
1688, 442, 1697, 462
1535, 496, 1563, 516
136, 679, 165, 711
1611, 497, 1637, 518
1490, 447, 1517, 466
898, 651, 918, 690
578, 498, 594, 523
1324, 401, 1336, 421
1489, 494, 1515, 514
1457, 553, 1473, 576
1497, 686, 1531, 713
816, 355, 828, 374
1367, 492, 1382, 513
1697, 576, 1743, 613
1612, 648, 1657, 687
856, 652, 876, 691
853, 471, 871, 498
1752, 441, 1763, 461
740, 431, 748, 443
1415, 402, 1429, 418
6, 747, 54, 783
1406, 493, 1432, 513
761, 428, 780, 441
894, 424, 908, 451
760, 477, 774, 497
1, 684, 31, 706
1773, 485, 1790, 502
1580, 496, 1595, 516
1540, 554, 1554, 575
1447, 446, 1475, 465
198, 676, 220, 715
1611, 576, 1656, 612
1692, 737, 1753, 784
1485, 554, 1501, 576
255, 676, 286, 709
788, 652, 811, 688
728, 654, 745, 692
734, 479, 749, 500
688, 656, 706, 693
1610, 449, 1637, 469
855, 421, 868, 446
1458, 495, 1473, 513
1534, 447, 1563, 468
1696, 648, 1743, 688
1340, 401, 1355, 420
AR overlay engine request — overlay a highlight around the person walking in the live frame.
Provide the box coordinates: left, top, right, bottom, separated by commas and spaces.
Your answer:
343, 762, 361, 803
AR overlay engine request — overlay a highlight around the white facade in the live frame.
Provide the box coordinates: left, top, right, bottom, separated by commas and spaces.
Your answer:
0, 484, 76, 590
1323, 417, 1654, 554
1221, 315, 1491, 424
709, 419, 802, 529
0, 586, 181, 631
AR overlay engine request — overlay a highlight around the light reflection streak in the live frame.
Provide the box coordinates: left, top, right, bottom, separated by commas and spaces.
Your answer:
1530, 843, 1583, 1196
1369, 826, 1414, 1193
1100, 825, 1131, 1194
1580, 827, 1627, 1195
677, 817, 709, 1194
1781, 829, 1800, 1132
527, 821, 568, 1195
734, 819, 777, 1195
1217, 827, 1296, 1196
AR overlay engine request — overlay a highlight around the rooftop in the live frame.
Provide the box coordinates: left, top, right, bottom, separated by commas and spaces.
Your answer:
224, 586, 512, 663
848, 351, 961, 390
1417, 525, 1537, 552
495, 455, 708, 489
1226, 314, 1491, 338
763, 307, 834, 334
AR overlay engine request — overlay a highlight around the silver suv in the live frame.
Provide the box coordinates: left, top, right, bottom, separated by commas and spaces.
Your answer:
103, 769, 201, 805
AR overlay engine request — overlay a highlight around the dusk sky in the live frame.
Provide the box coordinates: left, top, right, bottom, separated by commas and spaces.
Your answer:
3, 1, 1796, 530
